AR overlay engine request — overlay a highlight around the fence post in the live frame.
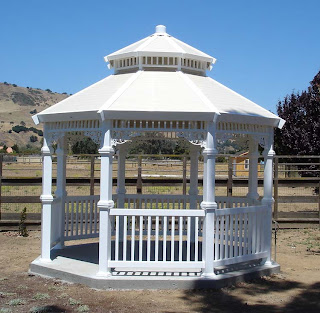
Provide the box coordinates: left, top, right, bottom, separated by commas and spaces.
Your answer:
274, 157, 279, 220
137, 155, 142, 194
227, 157, 233, 197
137, 156, 142, 210
0, 154, 3, 221
90, 156, 95, 196
183, 156, 187, 196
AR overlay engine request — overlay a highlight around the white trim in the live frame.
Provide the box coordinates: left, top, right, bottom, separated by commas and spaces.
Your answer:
98, 71, 143, 120
178, 71, 221, 115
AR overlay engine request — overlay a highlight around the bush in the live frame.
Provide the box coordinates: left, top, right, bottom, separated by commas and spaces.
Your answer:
30, 135, 38, 143
12, 84, 17, 87
18, 207, 28, 237
12, 125, 28, 133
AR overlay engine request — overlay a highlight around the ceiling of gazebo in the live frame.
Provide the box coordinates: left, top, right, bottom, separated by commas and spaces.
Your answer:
33, 25, 285, 129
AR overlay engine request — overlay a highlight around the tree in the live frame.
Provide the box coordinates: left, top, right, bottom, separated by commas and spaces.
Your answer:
275, 70, 320, 156
30, 135, 38, 142
12, 144, 19, 153
72, 137, 98, 154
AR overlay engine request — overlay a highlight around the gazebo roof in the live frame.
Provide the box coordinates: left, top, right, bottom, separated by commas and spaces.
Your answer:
33, 25, 285, 129
106, 25, 215, 65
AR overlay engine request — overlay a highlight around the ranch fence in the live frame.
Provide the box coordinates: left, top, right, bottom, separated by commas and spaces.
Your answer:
0, 154, 319, 229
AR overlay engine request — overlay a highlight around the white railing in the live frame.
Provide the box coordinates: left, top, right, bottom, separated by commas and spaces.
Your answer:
64, 195, 100, 240
108, 209, 205, 270
124, 194, 200, 210
215, 197, 259, 209
213, 205, 268, 267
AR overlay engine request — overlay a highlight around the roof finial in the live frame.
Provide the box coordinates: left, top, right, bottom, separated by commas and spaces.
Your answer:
155, 25, 166, 34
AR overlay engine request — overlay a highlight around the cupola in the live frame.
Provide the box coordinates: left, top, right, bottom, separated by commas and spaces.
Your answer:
104, 25, 216, 75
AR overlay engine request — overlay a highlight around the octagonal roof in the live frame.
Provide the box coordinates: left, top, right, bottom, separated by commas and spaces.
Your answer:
33, 25, 285, 129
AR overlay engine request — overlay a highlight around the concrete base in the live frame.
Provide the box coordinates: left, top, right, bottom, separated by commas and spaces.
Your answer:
29, 243, 280, 290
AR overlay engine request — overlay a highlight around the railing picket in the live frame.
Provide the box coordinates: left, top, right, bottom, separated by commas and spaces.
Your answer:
147, 216, 151, 262
179, 216, 183, 261
71, 201, 74, 237
139, 216, 143, 261
214, 215, 219, 260
163, 216, 167, 261
75, 201, 79, 236
234, 213, 239, 257
89, 199, 93, 234
115, 216, 119, 261
187, 216, 191, 261
225, 215, 229, 258
155, 216, 159, 261
131, 216, 135, 261
195, 216, 199, 262
221, 215, 225, 259
239, 212, 243, 256
171, 217, 175, 261
229, 214, 234, 258
85, 200, 88, 235
80, 200, 84, 236
123, 215, 127, 261
94, 200, 98, 234
65, 201, 69, 237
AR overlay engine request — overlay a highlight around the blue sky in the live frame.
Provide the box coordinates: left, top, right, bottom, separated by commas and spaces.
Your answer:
1, 0, 319, 113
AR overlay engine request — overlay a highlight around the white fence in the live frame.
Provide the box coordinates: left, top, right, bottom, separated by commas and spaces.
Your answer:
64, 195, 99, 240
109, 209, 205, 270
213, 205, 268, 267
61, 194, 268, 271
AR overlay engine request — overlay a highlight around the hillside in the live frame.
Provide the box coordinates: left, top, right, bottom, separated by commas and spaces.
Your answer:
0, 82, 69, 148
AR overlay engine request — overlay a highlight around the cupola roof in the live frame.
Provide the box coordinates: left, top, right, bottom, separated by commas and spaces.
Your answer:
105, 25, 216, 75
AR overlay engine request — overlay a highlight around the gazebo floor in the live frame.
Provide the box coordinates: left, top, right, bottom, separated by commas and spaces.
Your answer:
29, 242, 280, 289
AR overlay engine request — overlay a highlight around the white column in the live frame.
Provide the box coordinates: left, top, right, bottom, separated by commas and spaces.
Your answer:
40, 124, 54, 262
247, 136, 259, 202
261, 130, 275, 265
189, 144, 199, 243
201, 120, 218, 277
117, 143, 129, 243
97, 120, 114, 276
117, 143, 128, 208
55, 136, 67, 248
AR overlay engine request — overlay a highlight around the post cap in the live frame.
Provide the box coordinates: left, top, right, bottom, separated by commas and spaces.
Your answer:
155, 25, 166, 34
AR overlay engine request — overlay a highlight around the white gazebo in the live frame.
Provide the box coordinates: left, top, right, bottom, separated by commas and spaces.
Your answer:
30, 25, 284, 289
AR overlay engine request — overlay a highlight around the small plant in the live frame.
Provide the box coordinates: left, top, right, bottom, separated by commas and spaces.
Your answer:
8, 299, 26, 306
0, 292, 17, 297
0, 308, 12, 313
57, 293, 69, 299
76, 305, 90, 312
32, 293, 50, 300
18, 207, 28, 237
69, 298, 81, 306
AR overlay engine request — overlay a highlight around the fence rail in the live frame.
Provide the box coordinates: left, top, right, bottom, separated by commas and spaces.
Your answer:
0, 154, 319, 227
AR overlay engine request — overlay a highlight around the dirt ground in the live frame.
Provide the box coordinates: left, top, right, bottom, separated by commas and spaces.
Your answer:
0, 228, 319, 313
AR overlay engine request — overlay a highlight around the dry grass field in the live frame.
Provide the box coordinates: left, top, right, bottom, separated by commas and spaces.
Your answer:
0, 228, 319, 313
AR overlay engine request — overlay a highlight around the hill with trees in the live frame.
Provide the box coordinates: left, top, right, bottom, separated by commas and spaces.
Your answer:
0, 82, 69, 150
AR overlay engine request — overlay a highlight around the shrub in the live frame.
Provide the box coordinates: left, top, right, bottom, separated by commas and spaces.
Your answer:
18, 207, 28, 237
30, 135, 38, 143
12, 84, 17, 87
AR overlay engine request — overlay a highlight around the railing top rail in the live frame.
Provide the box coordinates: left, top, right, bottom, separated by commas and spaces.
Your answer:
110, 208, 205, 217
65, 195, 99, 201
125, 194, 189, 199
215, 205, 268, 216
